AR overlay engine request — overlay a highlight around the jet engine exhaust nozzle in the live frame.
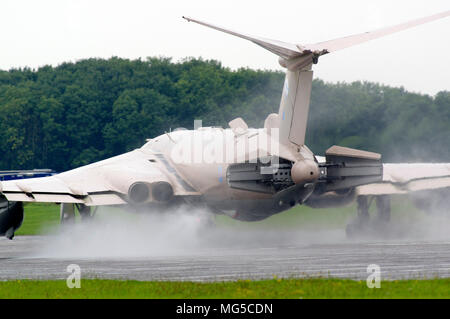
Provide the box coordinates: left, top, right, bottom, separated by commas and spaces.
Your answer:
128, 182, 151, 204
151, 181, 174, 203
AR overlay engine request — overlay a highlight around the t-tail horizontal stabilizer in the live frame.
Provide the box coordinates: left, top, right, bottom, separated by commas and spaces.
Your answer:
183, 11, 450, 147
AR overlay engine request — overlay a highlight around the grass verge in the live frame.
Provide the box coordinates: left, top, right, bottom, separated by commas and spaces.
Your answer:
0, 278, 448, 299
16, 203, 60, 236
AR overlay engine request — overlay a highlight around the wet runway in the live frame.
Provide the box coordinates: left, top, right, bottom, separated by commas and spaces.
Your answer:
0, 235, 449, 281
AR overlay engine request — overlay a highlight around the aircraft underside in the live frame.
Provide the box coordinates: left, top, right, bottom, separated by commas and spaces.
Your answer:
2, 186, 448, 240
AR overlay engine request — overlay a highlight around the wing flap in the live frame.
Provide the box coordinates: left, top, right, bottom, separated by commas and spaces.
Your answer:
84, 193, 126, 206
383, 163, 450, 183
32, 194, 85, 203
356, 163, 450, 195
407, 176, 450, 192
3, 193, 35, 202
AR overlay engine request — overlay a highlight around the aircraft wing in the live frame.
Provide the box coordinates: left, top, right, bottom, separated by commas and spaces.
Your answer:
356, 163, 450, 195
0, 149, 199, 206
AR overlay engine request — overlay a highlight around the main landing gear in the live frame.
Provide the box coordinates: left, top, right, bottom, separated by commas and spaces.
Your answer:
60, 203, 96, 224
345, 195, 391, 238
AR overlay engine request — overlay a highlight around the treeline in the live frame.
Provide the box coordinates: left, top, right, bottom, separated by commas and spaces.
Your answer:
0, 57, 448, 171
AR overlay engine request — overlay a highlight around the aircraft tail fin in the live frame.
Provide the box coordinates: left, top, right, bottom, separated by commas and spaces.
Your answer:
183, 10, 450, 147
182, 16, 315, 147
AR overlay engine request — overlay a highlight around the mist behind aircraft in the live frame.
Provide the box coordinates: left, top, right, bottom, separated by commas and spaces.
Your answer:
33, 202, 450, 260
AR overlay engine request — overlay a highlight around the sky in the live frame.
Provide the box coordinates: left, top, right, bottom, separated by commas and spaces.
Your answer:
0, 0, 449, 95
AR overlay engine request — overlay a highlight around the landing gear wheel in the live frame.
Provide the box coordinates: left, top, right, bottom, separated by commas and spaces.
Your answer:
345, 196, 370, 238
5, 227, 15, 240
76, 204, 94, 222
60, 203, 97, 226
60, 203, 75, 224
345, 195, 392, 239
345, 218, 367, 238
376, 195, 390, 220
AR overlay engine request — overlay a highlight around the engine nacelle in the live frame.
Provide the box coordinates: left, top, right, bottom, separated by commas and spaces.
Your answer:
0, 198, 24, 240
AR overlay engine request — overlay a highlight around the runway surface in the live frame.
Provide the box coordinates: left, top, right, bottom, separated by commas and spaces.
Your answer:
0, 234, 449, 281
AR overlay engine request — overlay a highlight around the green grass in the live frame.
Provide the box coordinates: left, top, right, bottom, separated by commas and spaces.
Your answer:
0, 278, 448, 299
16, 203, 60, 236
16, 195, 426, 235
217, 195, 425, 230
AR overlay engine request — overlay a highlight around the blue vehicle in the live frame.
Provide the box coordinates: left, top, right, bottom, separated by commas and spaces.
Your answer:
0, 169, 56, 181
0, 169, 56, 239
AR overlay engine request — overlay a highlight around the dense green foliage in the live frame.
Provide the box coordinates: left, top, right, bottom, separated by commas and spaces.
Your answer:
0, 57, 448, 171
